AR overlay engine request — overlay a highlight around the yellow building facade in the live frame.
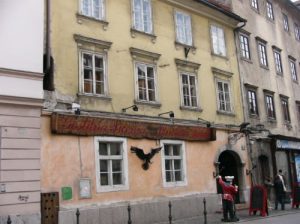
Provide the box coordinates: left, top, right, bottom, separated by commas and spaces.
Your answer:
42, 0, 250, 223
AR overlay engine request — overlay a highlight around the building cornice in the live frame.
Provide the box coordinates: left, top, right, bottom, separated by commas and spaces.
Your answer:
0, 95, 43, 107
162, 0, 245, 28
0, 67, 43, 81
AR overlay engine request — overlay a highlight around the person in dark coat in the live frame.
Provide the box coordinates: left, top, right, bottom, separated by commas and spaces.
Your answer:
273, 169, 286, 210
217, 175, 239, 222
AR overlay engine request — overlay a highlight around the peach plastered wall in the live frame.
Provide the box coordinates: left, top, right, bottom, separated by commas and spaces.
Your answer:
41, 115, 250, 208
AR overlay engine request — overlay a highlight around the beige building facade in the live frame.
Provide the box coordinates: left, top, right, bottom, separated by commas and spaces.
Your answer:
42, 0, 250, 223
231, 0, 300, 199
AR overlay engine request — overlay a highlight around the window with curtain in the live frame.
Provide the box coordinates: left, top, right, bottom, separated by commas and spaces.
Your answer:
132, 0, 153, 34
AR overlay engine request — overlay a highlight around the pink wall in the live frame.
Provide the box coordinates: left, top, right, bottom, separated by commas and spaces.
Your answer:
41, 115, 250, 207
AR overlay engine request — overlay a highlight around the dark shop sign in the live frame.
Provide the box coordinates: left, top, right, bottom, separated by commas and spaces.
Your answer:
51, 113, 216, 141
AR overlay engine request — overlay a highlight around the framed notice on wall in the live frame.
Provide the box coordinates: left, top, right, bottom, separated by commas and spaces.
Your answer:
295, 155, 300, 183
79, 178, 91, 199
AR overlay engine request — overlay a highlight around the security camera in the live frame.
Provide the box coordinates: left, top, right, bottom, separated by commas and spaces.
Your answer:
72, 103, 80, 109
72, 103, 80, 115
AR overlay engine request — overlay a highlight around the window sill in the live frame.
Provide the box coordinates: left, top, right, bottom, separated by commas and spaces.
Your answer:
180, 106, 203, 112
251, 7, 260, 14
77, 93, 112, 101
211, 52, 229, 60
267, 118, 277, 123
241, 57, 253, 64
292, 80, 299, 84
76, 13, 109, 30
285, 122, 293, 130
134, 100, 161, 108
96, 185, 129, 193
259, 65, 269, 70
266, 17, 275, 24
130, 28, 157, 43
217, 110, 236, 117
276, 72, 284, 76
175, 42, 196, 52
249, 114, 260, 119
163, 181, 187, 188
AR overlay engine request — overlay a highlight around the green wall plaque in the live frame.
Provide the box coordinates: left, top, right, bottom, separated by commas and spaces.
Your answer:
62, 186, 72, 200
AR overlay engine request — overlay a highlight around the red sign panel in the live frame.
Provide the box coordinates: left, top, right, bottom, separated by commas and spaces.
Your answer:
51, 113, 216, 141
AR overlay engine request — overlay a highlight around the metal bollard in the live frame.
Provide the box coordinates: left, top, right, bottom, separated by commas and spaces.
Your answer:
168, 201, 172, 224
7, 215, 11, 224
127, 204, 132, 224
76, 208, 80, 224
203, 198, 207, 224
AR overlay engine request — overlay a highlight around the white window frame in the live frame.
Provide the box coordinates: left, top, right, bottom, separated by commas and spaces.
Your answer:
80, 0, 105, 20
215, 78, 233, 113
94, 136, 129, 193
179, 72, 199, 108
132, 0, 153, 34
257, 41, 268, 67
281, 98, 291, 123
266, 1, 274, 20
160, 140, 187, 188
273, 50, 283, 75
240, 33, 251, 60
283, 13, 289, 32
211, 24, 227, 57
175, 11, 193, 46
80, 50, 108, 96
134, 61, 158, 103
251, 0, 259, 11
247, 89, 259, 116
295, 23, 300, 41
265, 94, 276, 119
289, 58, 298, 82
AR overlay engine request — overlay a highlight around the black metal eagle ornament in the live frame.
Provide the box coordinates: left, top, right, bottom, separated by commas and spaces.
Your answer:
130, 146, 162, 170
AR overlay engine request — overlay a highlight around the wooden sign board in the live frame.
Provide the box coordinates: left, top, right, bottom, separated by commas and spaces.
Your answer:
249, 185, 268, 217
292, 183, 300, 208
51, 113, 216, 141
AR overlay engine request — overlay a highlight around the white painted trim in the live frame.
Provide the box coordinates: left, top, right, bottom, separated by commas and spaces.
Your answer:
131, 0, 153, 34
214, 77, 234, 113
178, 71, 199, 108
160, 139, 188, 188
174, 10, 193, 46
79, 50, 108, 96
78, 0, 106, 21
133, 61, 159, 103
94, 136, 129, 193
210, 23, 227, 57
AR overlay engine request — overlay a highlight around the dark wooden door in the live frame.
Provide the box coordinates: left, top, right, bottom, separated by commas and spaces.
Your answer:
41, 192, 59, 224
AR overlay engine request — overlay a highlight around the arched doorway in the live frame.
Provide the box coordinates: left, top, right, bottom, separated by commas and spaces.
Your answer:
217, 150, 241, 203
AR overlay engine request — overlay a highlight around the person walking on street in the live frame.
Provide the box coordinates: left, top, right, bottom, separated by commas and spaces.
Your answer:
217, 175, 239, 222
274, 169, 287, 210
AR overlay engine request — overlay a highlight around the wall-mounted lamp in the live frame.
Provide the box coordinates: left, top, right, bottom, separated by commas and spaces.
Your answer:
197, 117, 211, 128
158, 111, 174, 118
72, 103, 81, 115
122, 104, 139, 112
246, 164, 257, 175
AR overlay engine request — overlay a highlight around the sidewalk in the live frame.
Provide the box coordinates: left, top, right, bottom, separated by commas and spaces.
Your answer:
208, 203, 300, 223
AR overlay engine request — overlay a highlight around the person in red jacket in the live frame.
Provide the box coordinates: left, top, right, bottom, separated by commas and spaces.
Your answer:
217, 175, 239, 222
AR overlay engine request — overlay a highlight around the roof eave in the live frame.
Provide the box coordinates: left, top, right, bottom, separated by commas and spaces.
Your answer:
194, 0, 247, 23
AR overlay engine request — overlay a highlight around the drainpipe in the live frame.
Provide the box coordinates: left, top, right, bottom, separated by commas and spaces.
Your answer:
233, 21, 257, 187
44, 0, 54, 91
233, 21, 246, 121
